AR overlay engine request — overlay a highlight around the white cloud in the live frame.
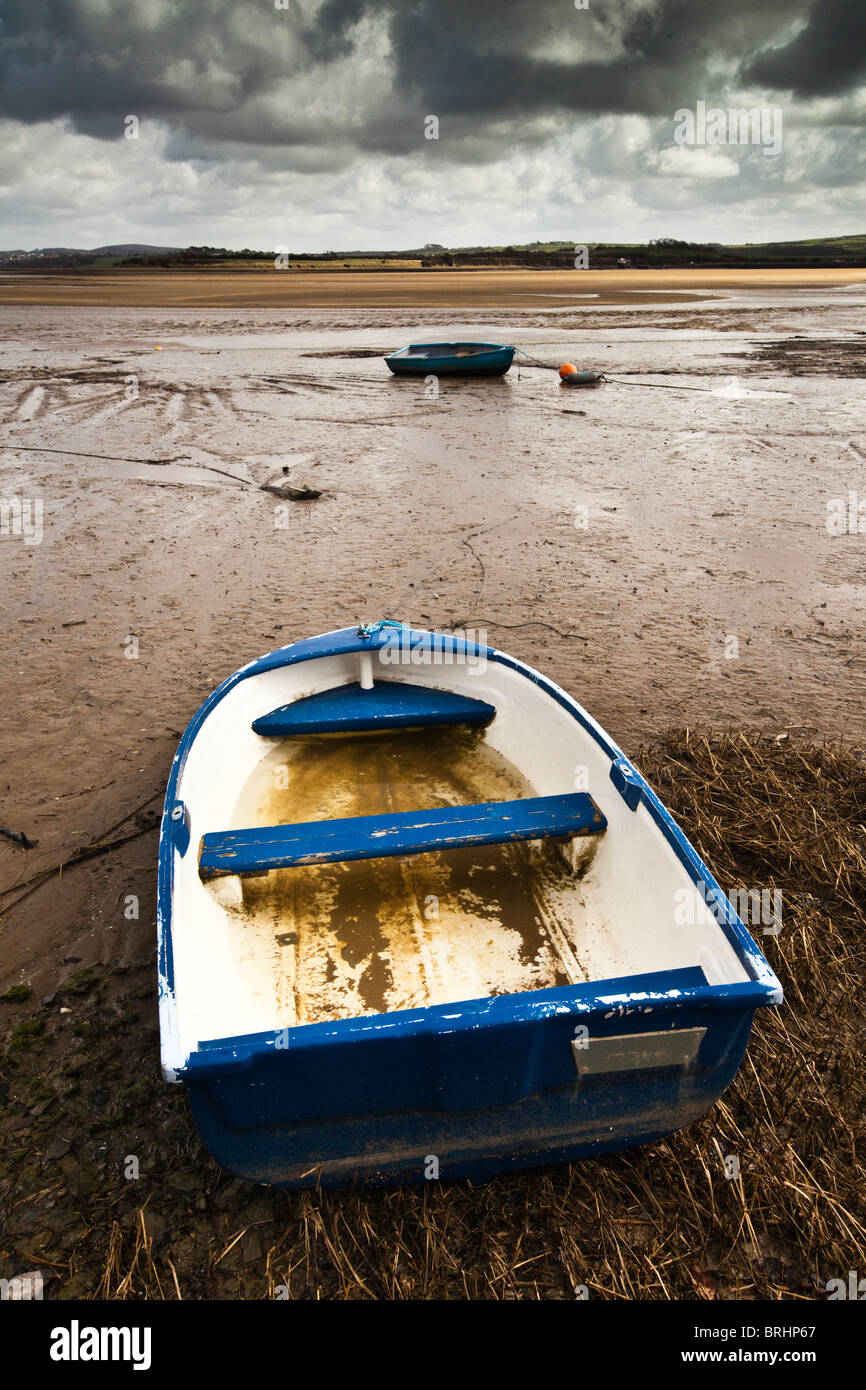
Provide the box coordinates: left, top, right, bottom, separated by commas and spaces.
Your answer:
0, 108, 862, 251
653, 145, 742, 180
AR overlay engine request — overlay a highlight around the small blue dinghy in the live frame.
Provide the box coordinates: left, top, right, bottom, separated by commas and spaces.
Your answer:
385, 341, 515, 376
158, 622, 782, 1186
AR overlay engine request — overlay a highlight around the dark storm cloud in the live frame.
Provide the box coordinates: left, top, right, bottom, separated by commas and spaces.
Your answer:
304, 0, 368, 61
0, 0, 309, 138
383, 0, 788, 118
0, 0, 842, 160
742, 0, 866, 98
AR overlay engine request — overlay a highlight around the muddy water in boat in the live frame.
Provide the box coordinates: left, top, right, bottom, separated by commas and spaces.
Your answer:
226, 727, 587, 1024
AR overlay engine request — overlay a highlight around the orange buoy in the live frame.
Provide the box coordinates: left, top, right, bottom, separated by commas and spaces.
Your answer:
559, 362, 577, 379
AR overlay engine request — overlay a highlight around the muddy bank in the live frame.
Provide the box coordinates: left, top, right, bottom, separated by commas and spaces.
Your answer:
740, 335, 866, 377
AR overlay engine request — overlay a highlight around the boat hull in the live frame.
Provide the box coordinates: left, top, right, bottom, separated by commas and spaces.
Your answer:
385, 345, 515, 376
185, 976, 756, 1186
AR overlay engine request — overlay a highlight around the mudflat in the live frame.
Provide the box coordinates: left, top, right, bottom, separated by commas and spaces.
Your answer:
1, 280, 865, 996
1, 265, 865, 308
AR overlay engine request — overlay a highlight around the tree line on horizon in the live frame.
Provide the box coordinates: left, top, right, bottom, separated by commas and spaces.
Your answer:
1, 236, 863, 272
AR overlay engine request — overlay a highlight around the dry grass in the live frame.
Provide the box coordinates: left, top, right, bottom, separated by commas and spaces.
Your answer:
1, 730, 864, 1299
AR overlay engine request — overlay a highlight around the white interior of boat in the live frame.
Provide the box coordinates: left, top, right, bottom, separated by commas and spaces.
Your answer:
166, 647, 750, 1066
393, 343, 496, 359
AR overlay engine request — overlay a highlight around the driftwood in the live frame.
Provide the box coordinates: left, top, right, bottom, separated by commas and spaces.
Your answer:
0, 827, 38, 850
259, 482, 322, 500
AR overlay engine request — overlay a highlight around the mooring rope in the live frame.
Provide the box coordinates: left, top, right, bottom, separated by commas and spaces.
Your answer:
514, 348, 560, 370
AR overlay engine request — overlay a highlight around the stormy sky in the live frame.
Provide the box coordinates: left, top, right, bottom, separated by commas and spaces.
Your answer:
1, 0, 863, 250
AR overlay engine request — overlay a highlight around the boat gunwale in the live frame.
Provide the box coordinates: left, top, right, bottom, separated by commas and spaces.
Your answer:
386, 341, 514, 358
157, 625, 783, 1079
384, 342, 516, 372
185, 970, 767, 1079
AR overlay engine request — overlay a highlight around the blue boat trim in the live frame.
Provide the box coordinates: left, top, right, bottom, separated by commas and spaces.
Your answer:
251, 678, 495, 736
198, 792, 606, 879
185, 965, 739, 1077
610, 756, 643, 810
169, 800, 191, 856
158, 623, 783, 1093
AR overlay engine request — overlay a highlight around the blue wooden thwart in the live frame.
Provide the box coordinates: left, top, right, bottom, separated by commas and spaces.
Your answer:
198, 792, 606, 879
252, 679, 495, 737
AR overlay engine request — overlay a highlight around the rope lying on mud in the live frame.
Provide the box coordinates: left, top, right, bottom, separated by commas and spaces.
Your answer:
2, 442, 255, 481
1, 443, 177, 465
604, 376, 724, 394
0, 796, 163, 919
0, 444, 321, 497
454, 618, 590, 641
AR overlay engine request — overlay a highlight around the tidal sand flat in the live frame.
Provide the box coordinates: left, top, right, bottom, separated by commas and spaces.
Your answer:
1, 265, 864, 308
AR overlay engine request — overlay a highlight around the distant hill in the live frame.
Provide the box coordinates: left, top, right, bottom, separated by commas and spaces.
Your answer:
0, 243, 181, 267
0, 243, 180, 256
91, 244, 181, 255
0, 236, 863, 271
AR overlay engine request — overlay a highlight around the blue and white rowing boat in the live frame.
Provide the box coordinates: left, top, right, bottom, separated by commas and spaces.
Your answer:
157, 622, 782, 1186
385, 341, 515, 376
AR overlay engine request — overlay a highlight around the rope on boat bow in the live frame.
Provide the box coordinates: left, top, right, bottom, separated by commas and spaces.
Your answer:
357, 618, 405, 639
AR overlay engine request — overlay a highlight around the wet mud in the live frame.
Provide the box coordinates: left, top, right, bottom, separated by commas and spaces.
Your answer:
1, 282, 865, 993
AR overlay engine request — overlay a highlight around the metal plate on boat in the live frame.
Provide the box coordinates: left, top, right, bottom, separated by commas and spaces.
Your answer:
572, 1026, 706, 1078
